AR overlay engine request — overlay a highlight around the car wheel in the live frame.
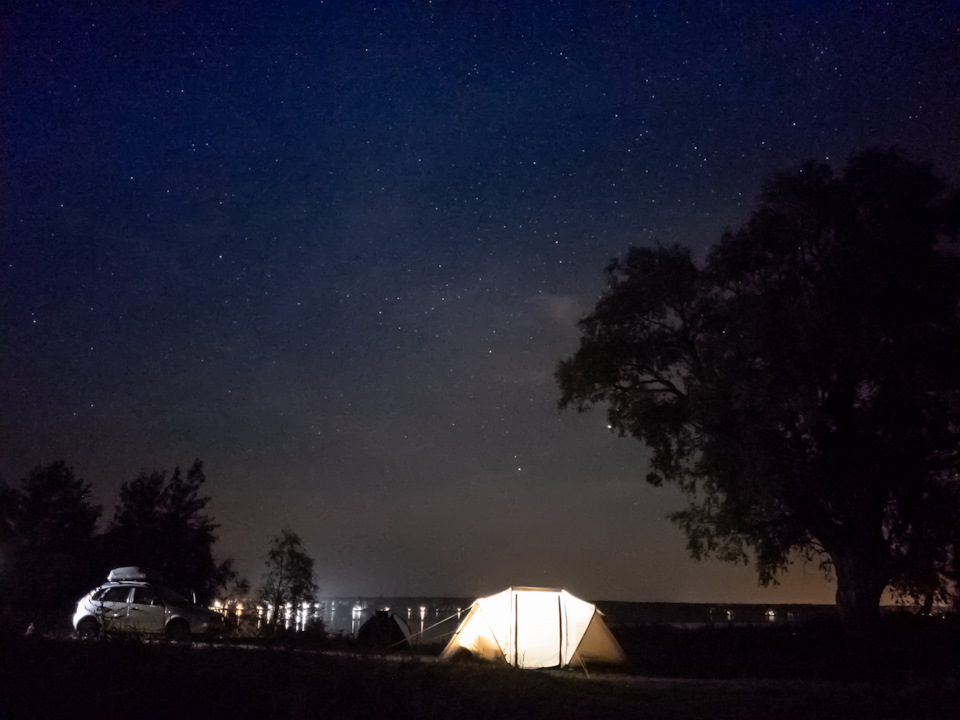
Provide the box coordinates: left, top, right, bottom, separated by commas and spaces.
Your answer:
77, 617, 100, 638
166, 619, 191, 642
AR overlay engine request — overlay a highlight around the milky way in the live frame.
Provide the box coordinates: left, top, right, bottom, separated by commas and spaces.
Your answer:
3, 2, 959, 601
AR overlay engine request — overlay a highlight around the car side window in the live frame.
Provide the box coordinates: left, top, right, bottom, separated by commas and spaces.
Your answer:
100, 587, 131, 603
133, 587, 161, 606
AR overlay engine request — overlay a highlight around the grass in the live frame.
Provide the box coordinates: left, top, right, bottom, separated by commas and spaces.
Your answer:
2, 633, 960, 720
614, 616, 960, 681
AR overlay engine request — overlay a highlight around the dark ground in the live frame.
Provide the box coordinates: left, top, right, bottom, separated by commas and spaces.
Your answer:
614, 616, 960, 681
2, 623, 960, 720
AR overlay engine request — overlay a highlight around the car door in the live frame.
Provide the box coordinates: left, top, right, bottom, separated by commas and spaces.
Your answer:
128, 586, 166, 634
93, 585, 132, 632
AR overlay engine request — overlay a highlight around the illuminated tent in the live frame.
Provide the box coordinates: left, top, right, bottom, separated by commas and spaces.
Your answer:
438, 587, 626, 669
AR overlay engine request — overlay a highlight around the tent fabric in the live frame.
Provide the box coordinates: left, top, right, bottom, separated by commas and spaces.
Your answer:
355, 610, 412, 650
439, 587, 626, 668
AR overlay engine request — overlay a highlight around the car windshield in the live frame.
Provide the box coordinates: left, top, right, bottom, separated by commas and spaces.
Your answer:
156, 587, 190, 605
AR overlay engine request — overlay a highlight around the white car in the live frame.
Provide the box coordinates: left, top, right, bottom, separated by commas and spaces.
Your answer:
72, 567, 222, 640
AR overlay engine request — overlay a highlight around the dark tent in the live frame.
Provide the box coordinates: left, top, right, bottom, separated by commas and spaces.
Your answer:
355, 610, 413, 651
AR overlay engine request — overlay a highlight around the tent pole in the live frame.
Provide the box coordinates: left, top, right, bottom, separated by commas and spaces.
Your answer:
557, 594, 563, 668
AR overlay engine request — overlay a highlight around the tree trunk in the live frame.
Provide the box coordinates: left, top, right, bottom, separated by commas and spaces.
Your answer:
953, 536, 960, 614
832, 546, 889, 679
833, 550, 887, 625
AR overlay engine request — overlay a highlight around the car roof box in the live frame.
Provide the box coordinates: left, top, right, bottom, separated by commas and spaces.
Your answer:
107, 566, 150, 582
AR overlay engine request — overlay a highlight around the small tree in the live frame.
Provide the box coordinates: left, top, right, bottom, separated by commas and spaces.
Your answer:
259, 529, 318, 630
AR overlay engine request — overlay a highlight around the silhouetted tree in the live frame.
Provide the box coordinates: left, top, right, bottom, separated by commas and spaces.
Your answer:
259, 529, 318, 629
558, 148, 960, 626
1, 462, 102, 628
105, 459, 233, 603
0, 478, 17, 544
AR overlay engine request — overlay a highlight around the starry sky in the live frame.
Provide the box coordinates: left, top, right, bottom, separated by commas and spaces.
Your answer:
3, 1, 959, 603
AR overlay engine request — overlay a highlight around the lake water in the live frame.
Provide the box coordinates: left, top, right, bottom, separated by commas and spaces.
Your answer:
316, 597, 838, 643
217, 595, 839, 642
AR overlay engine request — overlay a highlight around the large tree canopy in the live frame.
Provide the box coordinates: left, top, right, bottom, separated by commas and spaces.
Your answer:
557, 148, 960, 622
105, 459, 232, 602
0, 462, 102, 626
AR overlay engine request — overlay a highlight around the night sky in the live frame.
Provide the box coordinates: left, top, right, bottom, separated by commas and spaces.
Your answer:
3, 1, 959, 603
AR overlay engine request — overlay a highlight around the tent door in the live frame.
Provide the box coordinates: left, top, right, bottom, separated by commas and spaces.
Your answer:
513, 590, 562, 668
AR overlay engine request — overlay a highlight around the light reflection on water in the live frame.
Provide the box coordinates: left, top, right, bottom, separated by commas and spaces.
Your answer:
215, 599, 328, 633
214, 597, 469, 642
